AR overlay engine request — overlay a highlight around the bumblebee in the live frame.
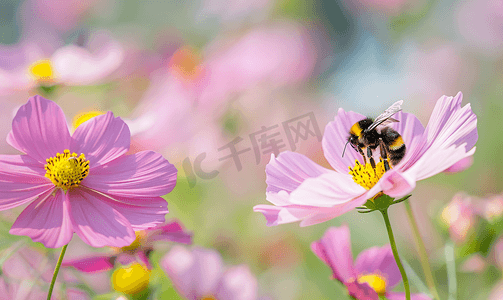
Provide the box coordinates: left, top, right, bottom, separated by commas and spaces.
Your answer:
343, 101, 406, 171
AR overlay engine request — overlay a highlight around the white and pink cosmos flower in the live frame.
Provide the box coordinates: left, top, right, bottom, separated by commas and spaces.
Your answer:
254, 92, 477, 226
0, 95, 177, 248
162, 246, 259, 300
312, 225, 431, 300
0, 31, 124, 96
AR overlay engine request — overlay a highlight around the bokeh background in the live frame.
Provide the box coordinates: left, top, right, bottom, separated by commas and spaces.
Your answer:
0, 0, 502, 299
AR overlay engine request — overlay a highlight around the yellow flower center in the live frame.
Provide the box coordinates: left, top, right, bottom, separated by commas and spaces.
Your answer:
349, 160, 386, 190
44, 150, 90, 191
357, 273, 387, 295
200, 297, 217, 300
118, 231, 146, 253
169, 46, 202, 81
112, 263, 151, 295
29, 59, 54, 82
72, 111, 104, 130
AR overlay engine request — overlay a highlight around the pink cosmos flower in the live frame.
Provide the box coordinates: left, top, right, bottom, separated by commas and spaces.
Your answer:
254, 92, 477, 226
0, 31, 124, 96
312, 225, 431, 300
62, 220, 192, 273
161, 246, 259, 300
0, 95, 177, 248
440, 193, 478, 244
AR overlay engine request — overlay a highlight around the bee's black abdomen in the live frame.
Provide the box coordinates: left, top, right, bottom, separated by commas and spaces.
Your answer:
380, 127, 406, 166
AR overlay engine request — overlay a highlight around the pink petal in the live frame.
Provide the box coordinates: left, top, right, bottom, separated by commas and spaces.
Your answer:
7, 95, 71, 164
52, 34, 124, 86
135, 251, 152, 269
69, 188, 136, 248
10, 189, 73, 248
82, 150, 177, 197
254, 191, 369, 227
354, 245, 401, 289
0, 155, 53, 210
380, 169, 416, 198
322, 109, 366, 173
289, 171, 366, 207
70, 112, 130, 169
404, 92, 477, 179
101, 195, 168, 230
215, 266, 257, 300
116, 253, 137, 266
443, 156, 473, 173
345, 280, 379, 300
147, 220, 193, 245
386, 292, 432, 300
265, 151, 330, 193
161, 246, 223, 299
383, 93, 477, 198
311, 225, 356, 282
62, 256, 115, 273
387, 111, 426, 169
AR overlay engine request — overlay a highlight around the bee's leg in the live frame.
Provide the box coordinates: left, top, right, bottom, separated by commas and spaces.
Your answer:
367, 147, 376, 169
357, 147, 367, 164
379, 139, 390, 171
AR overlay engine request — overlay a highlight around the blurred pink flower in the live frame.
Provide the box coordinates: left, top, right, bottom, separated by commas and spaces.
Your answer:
0, 244, 90, 300
254, 92, 477, 226
0, 95, 177, 248
312, 225, 431, 300
197, 21, 318, 108
62, 220, 192, 273
492, 237, 503, 270
125, 68, 226, 169
457, 0, 503, 58
0, 31, 124, 95
440, 193, 478, 244
482, 195, 503, 222
161, 246, 258, 300
459, 254, 487, 273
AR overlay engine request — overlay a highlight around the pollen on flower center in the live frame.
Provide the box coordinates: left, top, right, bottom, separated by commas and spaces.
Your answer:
44, 150, 89, 191
357, 273, 387, 295
29, 59, 54, 82
348, 160, 386, 190
200, 297, 217, 300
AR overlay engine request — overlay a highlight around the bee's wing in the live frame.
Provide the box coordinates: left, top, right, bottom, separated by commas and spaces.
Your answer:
365, 100, 403, 132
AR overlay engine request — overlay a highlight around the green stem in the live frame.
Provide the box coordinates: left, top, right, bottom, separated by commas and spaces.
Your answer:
47, 244, 68, 300
404, 201, 440, 300
380, 209, 410, 300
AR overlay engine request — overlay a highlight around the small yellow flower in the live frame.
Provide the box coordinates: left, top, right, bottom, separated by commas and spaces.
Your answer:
112, 263, 151, 295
